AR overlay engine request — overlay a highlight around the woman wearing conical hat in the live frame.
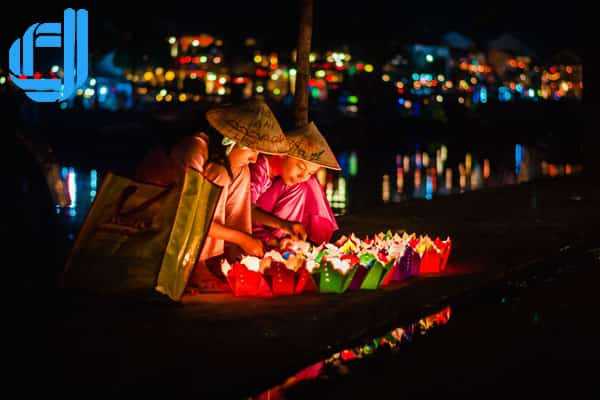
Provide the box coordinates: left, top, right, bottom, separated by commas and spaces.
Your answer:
250, 121, 341, 244
137, 99, 301, 291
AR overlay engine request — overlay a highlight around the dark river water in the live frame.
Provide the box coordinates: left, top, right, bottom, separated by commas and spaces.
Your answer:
254, 246, 600, 398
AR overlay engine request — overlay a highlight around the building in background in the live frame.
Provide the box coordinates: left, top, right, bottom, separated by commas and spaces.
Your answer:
3, 31, 580, 115
541, 50, 583, 100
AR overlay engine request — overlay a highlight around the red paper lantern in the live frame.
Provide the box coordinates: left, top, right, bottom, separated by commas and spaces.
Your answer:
341, 253, 360, 267
226, 263, 272, 297
434, 238, 452, 271
295, 267, 317, 294
420, 246, 443, 273
265, 262, 295, 296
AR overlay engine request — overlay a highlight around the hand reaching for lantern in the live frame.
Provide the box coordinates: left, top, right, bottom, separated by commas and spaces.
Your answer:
240, 235, 265, 258
251, 208, 309, 242
282, 221, 308, 241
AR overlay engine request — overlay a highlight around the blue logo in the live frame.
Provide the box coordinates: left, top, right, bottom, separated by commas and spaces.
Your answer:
9, 8, 88, 102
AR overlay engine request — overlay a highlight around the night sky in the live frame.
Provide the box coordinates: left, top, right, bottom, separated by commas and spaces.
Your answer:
3, 0, 582, 66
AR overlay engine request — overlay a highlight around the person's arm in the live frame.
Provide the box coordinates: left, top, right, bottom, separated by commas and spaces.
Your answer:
252, 206, 308, 240
208, 222, 264, 257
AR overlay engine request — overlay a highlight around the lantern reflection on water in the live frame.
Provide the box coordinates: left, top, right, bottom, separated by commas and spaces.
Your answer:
254, 306, 452, 400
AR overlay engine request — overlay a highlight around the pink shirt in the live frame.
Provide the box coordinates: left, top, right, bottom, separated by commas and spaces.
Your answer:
200, 164, 253, 261
249, 154, 273, 204
249, 155, 339, 244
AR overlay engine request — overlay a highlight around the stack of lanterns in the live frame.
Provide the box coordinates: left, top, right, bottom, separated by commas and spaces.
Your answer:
220, 231, 452, 297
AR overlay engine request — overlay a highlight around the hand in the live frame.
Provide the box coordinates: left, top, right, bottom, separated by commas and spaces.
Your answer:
282, 222, 308, 241
279, 237, 295, 250
239, 235, 265, 258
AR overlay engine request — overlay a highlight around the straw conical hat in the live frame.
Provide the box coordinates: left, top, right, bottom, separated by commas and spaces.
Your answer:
286, 122, 341, 170
206, 99, 289, 155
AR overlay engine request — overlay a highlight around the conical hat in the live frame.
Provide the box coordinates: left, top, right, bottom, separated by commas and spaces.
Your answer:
286, 122, 341, 170
206, 99, 289, 155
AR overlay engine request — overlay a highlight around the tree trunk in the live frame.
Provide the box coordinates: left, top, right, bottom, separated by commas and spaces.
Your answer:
294, 0, 313, 128
583, 46, 600, 177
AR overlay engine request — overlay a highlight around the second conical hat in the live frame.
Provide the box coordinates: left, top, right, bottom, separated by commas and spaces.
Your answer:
286, 122, 341, 170
206, 99, 289, 155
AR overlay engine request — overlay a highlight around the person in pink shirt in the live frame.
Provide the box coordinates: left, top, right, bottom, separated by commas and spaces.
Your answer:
250, 122, 341, 245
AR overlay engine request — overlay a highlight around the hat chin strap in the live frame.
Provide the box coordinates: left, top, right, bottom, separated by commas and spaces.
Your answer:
222, 137, 236, 155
